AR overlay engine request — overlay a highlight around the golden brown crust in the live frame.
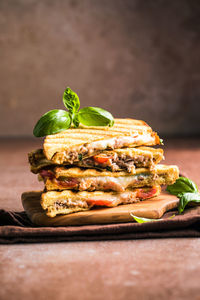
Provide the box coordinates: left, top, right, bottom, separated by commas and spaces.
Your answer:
43, 118, 160, 162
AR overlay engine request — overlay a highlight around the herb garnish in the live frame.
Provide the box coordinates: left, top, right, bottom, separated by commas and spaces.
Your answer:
130, 213, 160, 223
33, 87, 114, 137
159, 138, 164, 145
167, 177, 200, 214
130, 213, 175, 223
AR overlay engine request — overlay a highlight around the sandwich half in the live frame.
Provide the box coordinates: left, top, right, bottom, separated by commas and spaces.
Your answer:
43, 118, 161, 164
41, 185, 161, 217
29, 146, 164, 174
41, 164, 179, 192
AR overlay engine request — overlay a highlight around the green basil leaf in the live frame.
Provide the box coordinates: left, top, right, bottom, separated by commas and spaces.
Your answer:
78, 107, 114, 127
168, 214, 176, 219
159, 138, 164, 145
130, 213, 160, 223
167, 177, 198, 196
33, 110, 71, 137
130, 213, 176, 223
73, 113, 80, 128
178, 192, 200, 214
63, 87, 80, 113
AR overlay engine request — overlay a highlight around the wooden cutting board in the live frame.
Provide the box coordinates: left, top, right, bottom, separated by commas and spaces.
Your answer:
21, 190, 179, 226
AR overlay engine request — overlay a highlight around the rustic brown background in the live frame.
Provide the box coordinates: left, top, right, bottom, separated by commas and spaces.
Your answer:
0, 0, 200, 137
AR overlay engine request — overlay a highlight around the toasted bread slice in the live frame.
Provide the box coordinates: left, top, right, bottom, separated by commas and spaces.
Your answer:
41, 186, 161, 217
43, 164, 179, 192
28, 149, 54, 173
43, 118, 160, 164
29, 146, 163, 174
52, 164, 178, 178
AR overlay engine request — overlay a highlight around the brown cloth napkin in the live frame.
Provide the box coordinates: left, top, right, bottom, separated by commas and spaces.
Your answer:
0, 207, 200, 243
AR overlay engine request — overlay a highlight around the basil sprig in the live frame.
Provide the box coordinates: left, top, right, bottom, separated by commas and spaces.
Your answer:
33, 87, 114, 137
167, 177, 200, 214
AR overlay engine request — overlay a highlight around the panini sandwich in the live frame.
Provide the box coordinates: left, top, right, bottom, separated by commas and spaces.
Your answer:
29, 146, 164, 174
41, 165, 178, 192
27, 118, 179, 218
43, 118, 160, 164
41, 186, 162, 217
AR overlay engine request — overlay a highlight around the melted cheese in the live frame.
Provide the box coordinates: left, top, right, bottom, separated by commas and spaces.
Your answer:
78, 174, 150, 192
86, 134, 155, 155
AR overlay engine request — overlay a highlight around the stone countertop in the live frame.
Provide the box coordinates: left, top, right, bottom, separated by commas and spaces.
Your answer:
0, 138, 200, 300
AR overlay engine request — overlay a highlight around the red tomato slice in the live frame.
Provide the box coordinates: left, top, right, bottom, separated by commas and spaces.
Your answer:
56, 178, 79, 188
40, 170, 55, 180
137, 187, 157, 199
86, 199, 114, 207
93, 154, 111, 164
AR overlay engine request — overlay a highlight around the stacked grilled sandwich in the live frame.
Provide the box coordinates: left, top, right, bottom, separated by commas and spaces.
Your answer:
28, 119, 179, 217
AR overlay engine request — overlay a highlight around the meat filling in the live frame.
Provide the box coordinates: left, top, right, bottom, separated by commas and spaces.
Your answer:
54, 199, 89, 209
79, 153, 153, 173
29, 148, 156, 174
51, 186, 159, 214
53, 133, 156, 164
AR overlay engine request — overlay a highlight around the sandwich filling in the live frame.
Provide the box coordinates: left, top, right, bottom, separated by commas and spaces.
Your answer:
78, 152, 152, 173
50, 133, 159, 164
28, 146, 163, 174
40, 165, 178, 192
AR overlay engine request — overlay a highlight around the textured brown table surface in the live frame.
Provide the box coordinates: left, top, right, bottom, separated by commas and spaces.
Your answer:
0, 138, 200, 300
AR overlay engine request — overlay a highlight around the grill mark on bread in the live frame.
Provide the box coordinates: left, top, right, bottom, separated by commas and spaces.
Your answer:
43, 118, 160, 161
